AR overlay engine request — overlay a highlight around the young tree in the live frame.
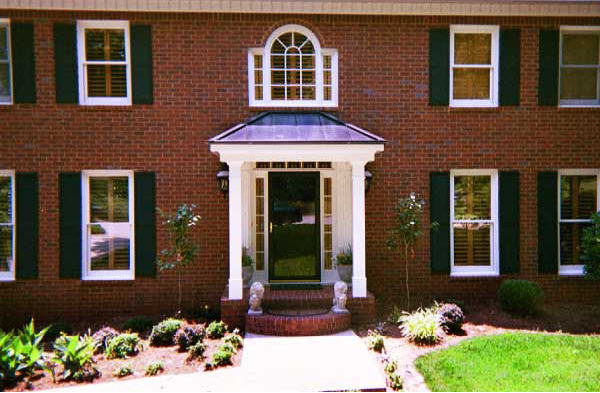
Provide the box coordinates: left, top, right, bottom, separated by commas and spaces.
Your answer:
583, 212, 600, 280
157, 204, 201, 315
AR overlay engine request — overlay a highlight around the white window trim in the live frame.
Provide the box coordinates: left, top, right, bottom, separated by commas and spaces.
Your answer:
559, 26, 600, 108
0, 19, 13, 105
81, 170, 135, 280
450, 169, 499, 277
0, 170, 15, 281
450, 25, 499, 108
558, 169, 600, 276
77, 20, 132, 106
248, 24, 338, 107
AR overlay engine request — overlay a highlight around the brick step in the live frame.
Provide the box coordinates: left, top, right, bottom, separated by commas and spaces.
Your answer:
261, 286, 335, 310
246, 309, 351, 336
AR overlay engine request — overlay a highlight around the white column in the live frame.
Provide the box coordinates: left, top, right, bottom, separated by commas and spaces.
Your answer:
228, 161, 243, 299
351, 160, 367, 297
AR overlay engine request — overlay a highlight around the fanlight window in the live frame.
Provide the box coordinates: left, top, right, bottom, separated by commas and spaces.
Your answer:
249, 25, 337, 107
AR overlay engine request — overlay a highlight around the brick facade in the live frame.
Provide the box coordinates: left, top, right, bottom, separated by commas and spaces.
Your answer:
1, 10, 599, 327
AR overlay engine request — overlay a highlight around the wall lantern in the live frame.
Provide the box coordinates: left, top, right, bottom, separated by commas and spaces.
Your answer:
217, 163, 229, 195
365, 170, 373, 194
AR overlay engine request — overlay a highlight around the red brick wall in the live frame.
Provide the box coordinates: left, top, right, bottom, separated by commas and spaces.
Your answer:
0, 10, 599, 326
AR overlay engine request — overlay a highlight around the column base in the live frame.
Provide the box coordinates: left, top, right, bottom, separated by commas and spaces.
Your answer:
228, 278, 243, 300
352, 276, 367, 297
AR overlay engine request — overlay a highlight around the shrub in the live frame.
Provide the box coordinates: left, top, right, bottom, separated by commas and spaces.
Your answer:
105, 333, 141, 359
223, 330, 243, 350
187, 342, 207, 361
45, 322, 73, 343
400, 307, 442, 345
122, 316, 154, 334
387, 306, 403, 324
113, 365, 133, 378
92, 326, 119, 354
497, 280, 544, 316
145, 362, 164, 376
174, 324, 205, 351
583, 212, 600, 280
388, 372, 403, 391
206, 321, 227, 339
0, 330, 20, 387
438, 303, 465, 333
384, 360, 397, 374
149, 318, 184, 346
212, 345, 233, 366
367, 330, 384, 352
52, 334, 98, 381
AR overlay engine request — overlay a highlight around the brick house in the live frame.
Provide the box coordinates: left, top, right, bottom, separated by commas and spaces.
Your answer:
0, 0, 599, 329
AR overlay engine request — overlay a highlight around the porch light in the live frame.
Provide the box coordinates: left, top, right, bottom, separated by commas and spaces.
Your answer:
217, 163, 229, 194
365, 170, 373, 194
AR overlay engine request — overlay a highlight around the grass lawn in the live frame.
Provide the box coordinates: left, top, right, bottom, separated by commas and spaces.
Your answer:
415, 332, 600, 392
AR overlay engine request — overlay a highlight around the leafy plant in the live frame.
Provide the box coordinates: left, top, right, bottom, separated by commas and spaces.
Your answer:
384, 359, 397, 374
400, 307, 442, 345
583, 212, 600, 280
206, 321, 228, 339
52, 334, 98, 381
388, 372, 403, 391
149, 318, 184, 346
497, 280, 544, 316
0, 330, 20, 387
45, 322, 73, 343
92, 326, 119, 354
113, 365, 133, 378
438, 303, 465, 333
211, 344, 234, 366
387, 305, 404, 324
105, 333, 141, 359
157, 204, 201, 314
187, 342, 207, 361
242, 247, 254, 267
387, 193, 433, 309
367, 330, 385, 352
335, 245, 353, 266
122, 316, 154, 334
145, 362, 164, 376
174, 324, 205, 351
223, 329, 243, 350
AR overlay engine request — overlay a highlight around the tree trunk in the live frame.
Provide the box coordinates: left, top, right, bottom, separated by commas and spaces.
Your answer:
404, 242, 410, 310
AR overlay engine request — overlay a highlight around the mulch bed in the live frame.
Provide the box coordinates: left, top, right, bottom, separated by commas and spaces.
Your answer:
355, 302, 600, 392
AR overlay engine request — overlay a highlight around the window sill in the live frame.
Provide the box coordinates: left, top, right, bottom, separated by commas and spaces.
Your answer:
0, 277, 15, 282
450, 272, 500, 278
82, 275, 134, 281
250, 101, 337, 108
558, 105, 600, 109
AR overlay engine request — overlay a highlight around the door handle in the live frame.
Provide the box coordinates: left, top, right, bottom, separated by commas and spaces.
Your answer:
269, 222, 273, 233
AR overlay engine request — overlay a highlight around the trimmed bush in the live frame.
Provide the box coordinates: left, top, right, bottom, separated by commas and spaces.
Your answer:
438, 303, 465, 333
149, 318, 184, 346
105, 333, 141, 359
400, 307, 442, 345
498, 280, 544, 316
113, 365, 133, 378
145, 362, 164, 376
206, 321, 228, 339
174, 324, 205, 351
92, 326, 119, 355
187, 342, 207, 361
123, 316, 154, 334
212, 345, 233, 366
223, 330, 243, 350
367, 330, 384, 352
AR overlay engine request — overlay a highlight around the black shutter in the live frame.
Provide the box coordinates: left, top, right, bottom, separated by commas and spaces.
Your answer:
59, 172, 82, 278
135, 172, 156, 277
429, 29, 450, 106
499, 171, 520, 274
537, 171, 558, 273
131, 25, 153, 104
499, 29, 520, 106
15, 173, 38, 279
53, 23, 78, 104
430, 172, 450, 273
538, 30, 559, 106
11, 23, 36, 104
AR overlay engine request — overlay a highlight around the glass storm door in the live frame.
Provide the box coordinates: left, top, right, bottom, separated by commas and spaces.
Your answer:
268, 172, 321, 282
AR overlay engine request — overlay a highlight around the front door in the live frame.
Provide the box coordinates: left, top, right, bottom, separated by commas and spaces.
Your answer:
268, 172, 321, 282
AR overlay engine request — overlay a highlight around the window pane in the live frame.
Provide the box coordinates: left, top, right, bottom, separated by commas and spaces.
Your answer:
86, 29, 125, 61
87, 65, 127, 98
254, 70, 263, 85
302, 71, 315, 85
0, 176, 12, 224
255, 86, 263, 100
286, 54, 300, 69
0, 27, 7, 60
254, 54, 262, 68
89, 223, 131, 270
286, 70, 301, 85
90, 177, 129, 223
454, 33, 491, 65
454, 176, 491, 220
561, 175, 597, 219
286, 86, 301, 100
324, 86, 331, 100
278, 32, 293, 47
302, 86, 315, 100
0, 63, 11, 103
272, 70, 285, 85
323, 54, 331, 69
0, 226, 12, 272
453, 68, 490, 99
453, 223, 491, 266
562, 34, 599, 65
301, 55, 315, 69
272, 86, 285, 100
560, 68, 598, 100
271, 55, 285, 69
560, 222, 591, 265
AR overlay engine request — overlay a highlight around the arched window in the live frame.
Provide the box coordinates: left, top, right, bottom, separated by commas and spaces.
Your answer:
249, 25, 338, 107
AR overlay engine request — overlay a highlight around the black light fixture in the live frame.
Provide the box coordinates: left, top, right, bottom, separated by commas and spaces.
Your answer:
365, 170, 373, 194
217, 163, 229, 194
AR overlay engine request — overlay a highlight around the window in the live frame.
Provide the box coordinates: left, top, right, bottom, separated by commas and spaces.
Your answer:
82, 170, 134, 280
249, 24, 338, 107
0, 19, 12, 104
0, 170, 15, 281
77, 20, 131, 105
323, 177, 333, 270
450, 170, 499, 276
255, 177, 265, 271
560, 27, 600, 106
559, 170, 599, 275
450, 25, 499, 107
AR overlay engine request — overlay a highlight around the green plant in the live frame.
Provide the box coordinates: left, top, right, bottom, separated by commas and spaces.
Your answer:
367, 330, 384, 352
387, 305, 403, 324
113, 365, 133, 378
174, 324, 205, 350
122, 316, 154, 334
0, 330, 20, 387
187, 342, 207, 361
388, 372, 403, 391
44, 322, 73, 343
400, 307, 442, 345
583, 212, 600, 280
145, 362, 164, 376
157, 204, 201, 314
149, 318, 184, 346
387, 193, 433, 309
242, 247, 254, 267
223, 330, 243, 350
384, 360, 397, 374
334, 245, 352, 266
52, 334, 98, 381
438, 303, 465, 333
212, 345, 233, 366
206, 321, 228, 339
497, 279, 544, 316
92, 326, 119, 354
105, 333, 141, 359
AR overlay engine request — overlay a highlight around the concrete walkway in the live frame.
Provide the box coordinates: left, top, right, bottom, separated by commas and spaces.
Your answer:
41, 330, 386, 392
